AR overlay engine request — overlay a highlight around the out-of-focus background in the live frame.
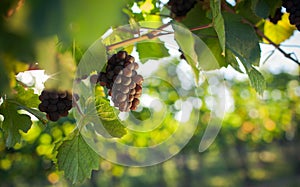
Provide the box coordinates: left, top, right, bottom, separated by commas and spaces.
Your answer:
0, 0, 300, 186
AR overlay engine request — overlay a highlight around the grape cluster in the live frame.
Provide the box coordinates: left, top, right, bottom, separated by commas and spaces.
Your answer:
38, 90, 73, 121
167, 0, 197, 18
98, 51, 144, 112
282, 0, 300, 31
268, 8, 283, 24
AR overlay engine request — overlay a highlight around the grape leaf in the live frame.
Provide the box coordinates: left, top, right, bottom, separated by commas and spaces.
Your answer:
194, 36, 222, 70
247, 67, 266, 95
223, 12, 261, 66
62, 0, 128, 47
264, 13, 296, 45
172, 23, 200, 84
210, 0, 225, 53
226, 50, 243, 73
0, 101, 32, 147
94, 97, 118, 122
76, 40, 107, 78
131, 107, 151, 121
251, 0, 270, 18
14, 84, 39, 108
102, 25, 134, 54
136, 40, 170, 63
94, 97, 126, 138
181, 3, 228, 68
236, 0, 262, 24
263, 0, 282, 16
57, 134, 99, 183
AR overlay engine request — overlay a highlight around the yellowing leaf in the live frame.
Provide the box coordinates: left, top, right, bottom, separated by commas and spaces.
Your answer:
140, 0, 154, 13
264, 13, 296, 44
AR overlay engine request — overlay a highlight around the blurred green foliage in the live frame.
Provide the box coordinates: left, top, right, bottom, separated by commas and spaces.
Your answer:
0, 71, 299, 186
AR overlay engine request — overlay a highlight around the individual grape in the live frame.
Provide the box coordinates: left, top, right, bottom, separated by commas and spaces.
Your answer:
123, 68, 133, 77
133, 75, 144, 85
116, 51, 127, 60
129, 95, 135, 102
120, 86, 130, 94
115, 93, 127, 103
135, 85, 142, 94
130, 98, 140, 110
90, 74, 99, 84
130, 88, 136, 95
38, 105, 47, 112
121, 76, 132, 86
133, 63, 139, 70
126, 56, 135, 63
114, 76, 122, 84
113, 66, 123, 74
47, 112, 60, 122
59, 91, 67, 99
129, 82, 136, 89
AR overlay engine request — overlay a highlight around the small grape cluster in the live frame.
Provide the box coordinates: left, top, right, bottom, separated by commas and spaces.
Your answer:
167, 0, 197, 18
38, 90, 73, 121
282, 0, 300, 31
268, 8, 283, 24
98, 51, 144, 112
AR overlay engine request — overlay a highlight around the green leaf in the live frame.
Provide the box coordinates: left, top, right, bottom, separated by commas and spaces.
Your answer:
0, 101, 32, 147
172, 23, 200, 84
57, 134, 99, 183
94, 97, 126, 138
210, 0, 225, 53
63, 0, 128, 47
14, 84, 39, 108
226, 50, 243, 73
236, 0, 262, 24
264, 0, 282, 16
76, 40, 107, 78
102, 25, 134, 54
182, 3, 212, 29
223, 13, 261, 66
247, 67, 266, 95
194, 36, 222, 70
251, 0, 270, 18
94, 97, 118, 121
181, 3, 228, 68
264, 13, 296, 45
100, 119, 127, 138
131, 107, 151, 121
136, 40, 170, 63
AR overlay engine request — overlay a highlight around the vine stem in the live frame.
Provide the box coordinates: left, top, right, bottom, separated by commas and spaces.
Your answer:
221, 1, 300, 66
190, 24, 213, 31
254, 27, 300, 65
106, 22, 212, 51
